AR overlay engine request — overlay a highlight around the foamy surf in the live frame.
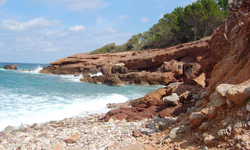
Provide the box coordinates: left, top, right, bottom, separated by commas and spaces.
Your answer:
0, 92, 129, 131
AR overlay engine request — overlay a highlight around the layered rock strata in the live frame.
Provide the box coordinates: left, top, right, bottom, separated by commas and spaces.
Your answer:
40, 37, 213, 86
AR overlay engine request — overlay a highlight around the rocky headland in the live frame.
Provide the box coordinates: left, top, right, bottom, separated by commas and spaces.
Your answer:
1, 0, 249, 149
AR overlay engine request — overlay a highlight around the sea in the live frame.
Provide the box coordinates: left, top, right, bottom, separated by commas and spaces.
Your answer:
0, 62, 161, 131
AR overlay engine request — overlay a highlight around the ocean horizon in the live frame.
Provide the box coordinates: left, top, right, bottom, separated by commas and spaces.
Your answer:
0, 62, 161, 131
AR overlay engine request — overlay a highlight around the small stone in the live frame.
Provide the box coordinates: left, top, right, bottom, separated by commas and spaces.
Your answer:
226, 98, 235, 109
210, 92, 225, 108
5, 125, 15, 131
207, 108, 217, 119
54, 144, 63, 150
108, 118, 114, 122
190, 112, 205, 129
146, 122, 155, 129
64, 135, 78, 143
169, 126, 184, 140
204, 135, 215, 147
199, 122, 209, 131
163, 93, 179, 106
236, 110, 244, 118
132, 129, 141, 138
30, 123, 37, 128
195, 100, 204, 108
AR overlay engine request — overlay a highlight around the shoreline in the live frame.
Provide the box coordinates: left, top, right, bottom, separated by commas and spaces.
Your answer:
0, 113, 156, 150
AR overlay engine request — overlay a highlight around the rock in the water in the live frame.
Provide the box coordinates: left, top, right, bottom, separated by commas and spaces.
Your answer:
163, 93, 179, 106
3, 64, 18, 70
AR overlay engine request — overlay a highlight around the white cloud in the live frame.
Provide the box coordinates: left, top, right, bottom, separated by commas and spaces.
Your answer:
107, 28, 116, 33
69, 25, 86, 32
0, 0, 7, 6
39, 0, 106, 12
118, 15, 128, 20
140, 17, 149, 22
2, 17, 59, 32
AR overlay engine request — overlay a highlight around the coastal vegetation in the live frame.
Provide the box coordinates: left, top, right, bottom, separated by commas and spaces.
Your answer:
90, 0, 228, 54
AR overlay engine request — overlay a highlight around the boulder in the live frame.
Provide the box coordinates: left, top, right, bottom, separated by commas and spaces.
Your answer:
214, 81, 250, 105
112, 63, 127, 74
3, 64, 18, 70
158, 60, 183, 77
129, 88, 170, 107
163, 93, 179, 106
80, 74, 94, 83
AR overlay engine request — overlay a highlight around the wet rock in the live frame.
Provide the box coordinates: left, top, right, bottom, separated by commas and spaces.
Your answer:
3, 64, 18, 70
190, 112, 205, 129
163, 93, 179, 106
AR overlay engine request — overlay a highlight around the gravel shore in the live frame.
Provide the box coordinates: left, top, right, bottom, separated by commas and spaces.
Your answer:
0, 114, 154, 150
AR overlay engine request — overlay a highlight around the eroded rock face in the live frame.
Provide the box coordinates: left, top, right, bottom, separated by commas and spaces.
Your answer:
207, 0, 250, 94
3, 64, 18, 70
39, 36, 213, 86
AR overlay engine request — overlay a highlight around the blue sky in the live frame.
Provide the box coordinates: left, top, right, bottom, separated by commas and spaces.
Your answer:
0, 0, 195, 63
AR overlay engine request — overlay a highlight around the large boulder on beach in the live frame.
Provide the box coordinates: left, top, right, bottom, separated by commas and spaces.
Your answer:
3, 64, 18, 70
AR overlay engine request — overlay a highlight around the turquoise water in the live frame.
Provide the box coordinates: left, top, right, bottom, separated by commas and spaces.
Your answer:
0, 62, 161, 130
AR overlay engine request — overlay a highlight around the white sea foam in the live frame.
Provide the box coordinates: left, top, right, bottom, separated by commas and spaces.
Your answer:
0, 91, 128, 131
59, 74, 83, 82
19, 65, 43, 74
89, 72, 103, 77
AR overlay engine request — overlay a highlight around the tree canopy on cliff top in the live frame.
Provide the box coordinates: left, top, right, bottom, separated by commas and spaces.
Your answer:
90, 0, 228, 55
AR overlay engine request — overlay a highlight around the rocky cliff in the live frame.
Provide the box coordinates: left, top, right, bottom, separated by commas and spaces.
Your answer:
40, 37, 214, 87
101, 1, 250, 149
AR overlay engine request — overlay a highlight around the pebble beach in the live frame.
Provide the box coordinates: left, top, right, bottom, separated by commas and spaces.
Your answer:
0, 114, 154, 150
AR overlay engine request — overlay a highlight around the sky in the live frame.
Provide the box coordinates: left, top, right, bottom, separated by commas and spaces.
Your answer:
0, 0, 196, 64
